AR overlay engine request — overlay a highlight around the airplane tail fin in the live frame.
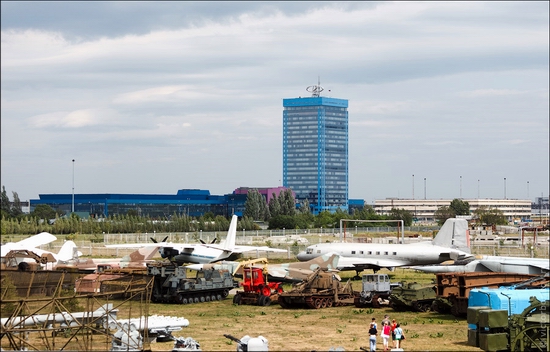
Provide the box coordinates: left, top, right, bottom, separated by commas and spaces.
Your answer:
57, 240, 80, 261
307, 252, 341, 271
432, 218, 470, 253
126, 246, 159, 264
223, 215, 238, 251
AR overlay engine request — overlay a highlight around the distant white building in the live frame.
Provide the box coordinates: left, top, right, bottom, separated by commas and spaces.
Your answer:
374, 198, 532, 224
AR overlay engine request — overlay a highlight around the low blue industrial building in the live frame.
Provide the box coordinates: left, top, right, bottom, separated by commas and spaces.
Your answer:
30, 188, 365, 218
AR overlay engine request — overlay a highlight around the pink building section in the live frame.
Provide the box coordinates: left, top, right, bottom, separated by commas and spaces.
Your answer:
233, 186, 295, 204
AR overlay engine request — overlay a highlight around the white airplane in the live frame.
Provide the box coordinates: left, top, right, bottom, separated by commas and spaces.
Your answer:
296, 218, 474, 275
411, 255, 550, 275
1, 232, 57, 257
1, 232, 81, 269
105, 215, 287, 265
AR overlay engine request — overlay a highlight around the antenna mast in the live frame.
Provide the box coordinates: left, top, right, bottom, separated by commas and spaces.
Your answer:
306, 76, 324, 97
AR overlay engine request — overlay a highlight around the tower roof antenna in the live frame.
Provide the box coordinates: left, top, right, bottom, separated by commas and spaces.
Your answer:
306, 77, 324, 97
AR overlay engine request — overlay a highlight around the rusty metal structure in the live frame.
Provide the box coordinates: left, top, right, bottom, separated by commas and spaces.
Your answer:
277, 268, 355, 309
1, 269, 153, 351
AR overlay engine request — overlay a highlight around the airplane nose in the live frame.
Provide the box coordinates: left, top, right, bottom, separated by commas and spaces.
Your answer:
296, 251, 308, 261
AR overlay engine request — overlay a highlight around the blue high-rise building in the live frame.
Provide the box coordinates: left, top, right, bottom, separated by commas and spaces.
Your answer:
283, 83, 349, 214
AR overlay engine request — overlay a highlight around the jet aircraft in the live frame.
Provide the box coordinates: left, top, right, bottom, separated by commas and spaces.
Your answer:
296, 218, 473, 275
105, 215, 287, 265
186, 252, 342, 283
411, 255, 549, 275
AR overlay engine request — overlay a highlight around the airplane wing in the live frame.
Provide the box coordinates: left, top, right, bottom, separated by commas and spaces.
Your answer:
231, 245, 287, 253
335, 256, 410, 272
1, 232, 57, 257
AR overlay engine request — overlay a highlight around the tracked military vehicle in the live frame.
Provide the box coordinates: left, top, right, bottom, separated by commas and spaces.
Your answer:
148, 262, 238, 304
278, 268, 355, 309
388, 281, 437, 312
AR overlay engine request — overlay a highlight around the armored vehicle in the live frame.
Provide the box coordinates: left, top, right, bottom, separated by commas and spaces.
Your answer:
354, 274, 395, 308
148, 262, 238, 304
278, 268, 355, 309
389, 281, 437, 312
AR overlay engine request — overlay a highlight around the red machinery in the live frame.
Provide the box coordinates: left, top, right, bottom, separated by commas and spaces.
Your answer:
233, 265, 283, 306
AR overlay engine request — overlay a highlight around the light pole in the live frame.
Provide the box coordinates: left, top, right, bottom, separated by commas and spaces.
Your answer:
460, 176, 462, 198
413, 174, 414, 200
527, 181, 529, 199
504, 178, 507, 199
424, 178, 426, 200
478, 179, 480, 199
72, 159, 75, 213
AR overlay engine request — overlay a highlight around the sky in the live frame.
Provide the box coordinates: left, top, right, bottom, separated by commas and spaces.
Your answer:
1, 1, 548, 206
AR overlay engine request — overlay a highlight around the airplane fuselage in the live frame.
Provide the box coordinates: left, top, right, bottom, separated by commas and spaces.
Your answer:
297, 242, 466, 269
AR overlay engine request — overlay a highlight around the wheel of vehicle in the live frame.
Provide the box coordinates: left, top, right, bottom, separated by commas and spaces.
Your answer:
314, 298, 322, 309
205, 295, 210, 302
262, 286, 271, 297
200, 295, 205, 303
216, 294, 222, 301
276, 283, 283, 294
177, 294, 184, 304
182, 298, 188, 304
263, 296, 272, 306
326, 298, 333, 308
321, 298, 327, 308
193, 297, 199, 304
211, 295, 217, 301
233, 294, 242, 305
222, 289, 229, 298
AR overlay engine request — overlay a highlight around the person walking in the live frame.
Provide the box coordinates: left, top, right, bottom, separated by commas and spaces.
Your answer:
381, 314, 391, 327
381, 321, 391, 351
390, 319, 398, 348
368, 322, 378, 352
393, 323, 404, 349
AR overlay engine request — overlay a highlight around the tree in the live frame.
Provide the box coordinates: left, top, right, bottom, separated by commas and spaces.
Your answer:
268, 193, 281, 218
244, 189, 267, 221
279, 189, 296, 216
1, 186, 11, 218
474, 206, 508, 226
450, 199, 470, 216
268, 215, 297, 229
10, 191, 23, 218
31, 204, 57, 220
434, 205, 455, 225
389, 208, 413, 226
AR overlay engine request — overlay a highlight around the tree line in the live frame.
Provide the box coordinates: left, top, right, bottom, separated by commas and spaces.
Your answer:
1, 186, 506, 236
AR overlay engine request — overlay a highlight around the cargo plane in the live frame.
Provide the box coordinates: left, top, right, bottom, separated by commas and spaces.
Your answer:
297, 218, 473, 275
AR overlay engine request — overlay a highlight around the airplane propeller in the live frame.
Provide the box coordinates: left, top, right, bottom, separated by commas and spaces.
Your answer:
199, 238, 217, 245
151, 236, 169, 244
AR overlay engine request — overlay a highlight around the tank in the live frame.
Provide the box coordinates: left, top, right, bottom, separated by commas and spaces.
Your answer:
148, 262, 238, 304
277, 268, 355, 309
389, 281, 437, 312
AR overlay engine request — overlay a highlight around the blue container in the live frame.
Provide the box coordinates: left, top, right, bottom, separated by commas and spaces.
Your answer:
468, 287, 549, 316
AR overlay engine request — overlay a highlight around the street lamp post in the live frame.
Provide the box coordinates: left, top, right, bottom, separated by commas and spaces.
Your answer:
424, 178, 426, 200
72, 159, 75, 213
504, 178, 507, 199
